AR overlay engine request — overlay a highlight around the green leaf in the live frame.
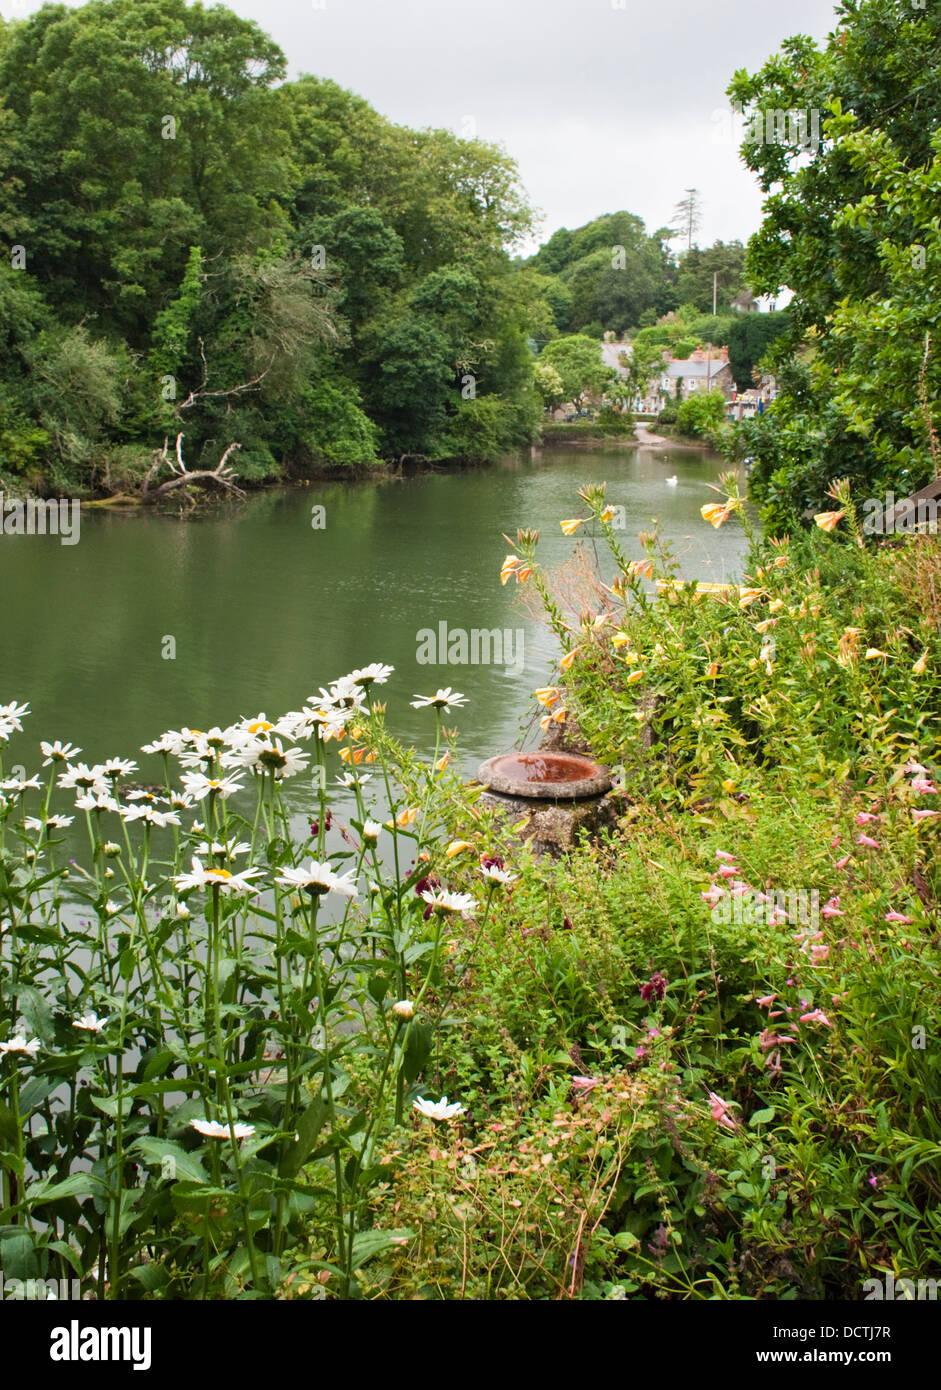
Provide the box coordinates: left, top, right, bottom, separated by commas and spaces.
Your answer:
349, 1228, 413, 1271
280, 1098, 329, 1177
131, 1138, 209, 1185
26, 1172, 109, 1205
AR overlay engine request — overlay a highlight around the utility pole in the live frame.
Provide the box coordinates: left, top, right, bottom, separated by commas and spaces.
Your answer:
713, 271, 718, 317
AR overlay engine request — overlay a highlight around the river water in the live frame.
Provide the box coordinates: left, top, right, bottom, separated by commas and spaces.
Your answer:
1, 443, 748, 801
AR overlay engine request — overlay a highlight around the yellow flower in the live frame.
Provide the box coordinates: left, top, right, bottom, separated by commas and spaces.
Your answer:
721, 778, 737, 793
705, 661, 719, 677
773, 555, 788, 569
517, 566, 533, 583
755, 618, 777, 633
913, 652, 928, 675
813, 509, 845, 533
559, 648, 578, 672
600, 505, 617, 522
435, 752, 450, 772
626, 670, 644, 684
627, 558, 654, 579
865, 648, 888, 660
768, 599, 784, 613
500, 554, 520, 585
396, 807, 419, 827
701, 502, 732, 528
446, 840, 474, 857
738, 587, 764, 608
612, 631, 630, 649
560, 518, 586, 536
535, 687, 560, 708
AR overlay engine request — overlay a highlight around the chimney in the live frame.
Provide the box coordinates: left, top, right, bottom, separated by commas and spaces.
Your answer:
720, 345, 729, 362
661, 350, 672, 362
691, 348, 705, 362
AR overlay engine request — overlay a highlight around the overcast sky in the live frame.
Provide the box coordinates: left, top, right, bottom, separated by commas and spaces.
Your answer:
4, 0, 840, 251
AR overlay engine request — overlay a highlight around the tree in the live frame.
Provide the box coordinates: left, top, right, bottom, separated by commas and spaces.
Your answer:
727, 311, 790, 389
672, 189, 703, 252
533, 361, 564, 412
673, 241, 747, 314
538, 335, 615, 409
728, 0, 941, 530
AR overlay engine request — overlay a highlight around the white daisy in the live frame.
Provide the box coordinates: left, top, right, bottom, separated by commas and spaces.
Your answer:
226, 740, 309, 779
179, 771, 244, 801
101, 757, 138, 779
40, 740, 82, 765
276, 860, 359, 899
195, 837, 252, 859
58, 763, 109, 796
361, 820, 382, 843
336, 772, 372, 788
420, 888, 477, 916
189, 1117, 255, 1140
119, 805, 181, 828
0, 700, 30, 731
74, 792, 121, 814
347, 663, 393, 688
413, 1095, 466, 1122
0, 775, 42, 794
173, 856, 264, 897
410, 689, 468, 712
479, 864, 516, 886
0, 1035, 40, 1056
72, 1011, 107, 1033
24, 814, 74, 832
141, 731, 187, 757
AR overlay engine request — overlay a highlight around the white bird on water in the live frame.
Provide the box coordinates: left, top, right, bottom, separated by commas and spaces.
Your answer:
665, 475, 678, 486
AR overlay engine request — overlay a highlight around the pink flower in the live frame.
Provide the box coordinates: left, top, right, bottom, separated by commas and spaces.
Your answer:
800, 1008, 832, 1026
834, 855, 851, 869
904, 761, 929, 775
810, 944, 830, 963
913, 810, 939, 823
717, 863, 740, 879
756, 993, 777, 1008
855, 811, 881, 824
701, 887, 723, 905
911, 778, 937, 795
571, 1075, 601, 1092
759, 1028, 796, 1049
822, 897, 844, 918
885, 910, 914, 924
715, 850, 737, 862
708, 1092, 739, 1130
856, 834, 880, 849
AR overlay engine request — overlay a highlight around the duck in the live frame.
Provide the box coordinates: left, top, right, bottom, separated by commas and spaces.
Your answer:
665, 475, 678, 486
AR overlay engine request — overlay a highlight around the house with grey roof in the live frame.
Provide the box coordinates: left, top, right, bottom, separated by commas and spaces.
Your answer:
660, 346, 735, 401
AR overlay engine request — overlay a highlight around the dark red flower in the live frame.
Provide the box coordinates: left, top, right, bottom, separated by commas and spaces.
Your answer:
640, 971, 668, 1002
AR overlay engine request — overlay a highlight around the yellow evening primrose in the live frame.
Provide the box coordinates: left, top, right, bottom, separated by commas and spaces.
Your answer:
913, 653, 928, 675
446, 840, 474, 857
813, 509, 845, 532
560, 518, 586, 536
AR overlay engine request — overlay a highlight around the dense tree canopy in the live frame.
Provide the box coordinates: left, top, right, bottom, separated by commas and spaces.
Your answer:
729, 0, 941, 532
0, 1, 549, 491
